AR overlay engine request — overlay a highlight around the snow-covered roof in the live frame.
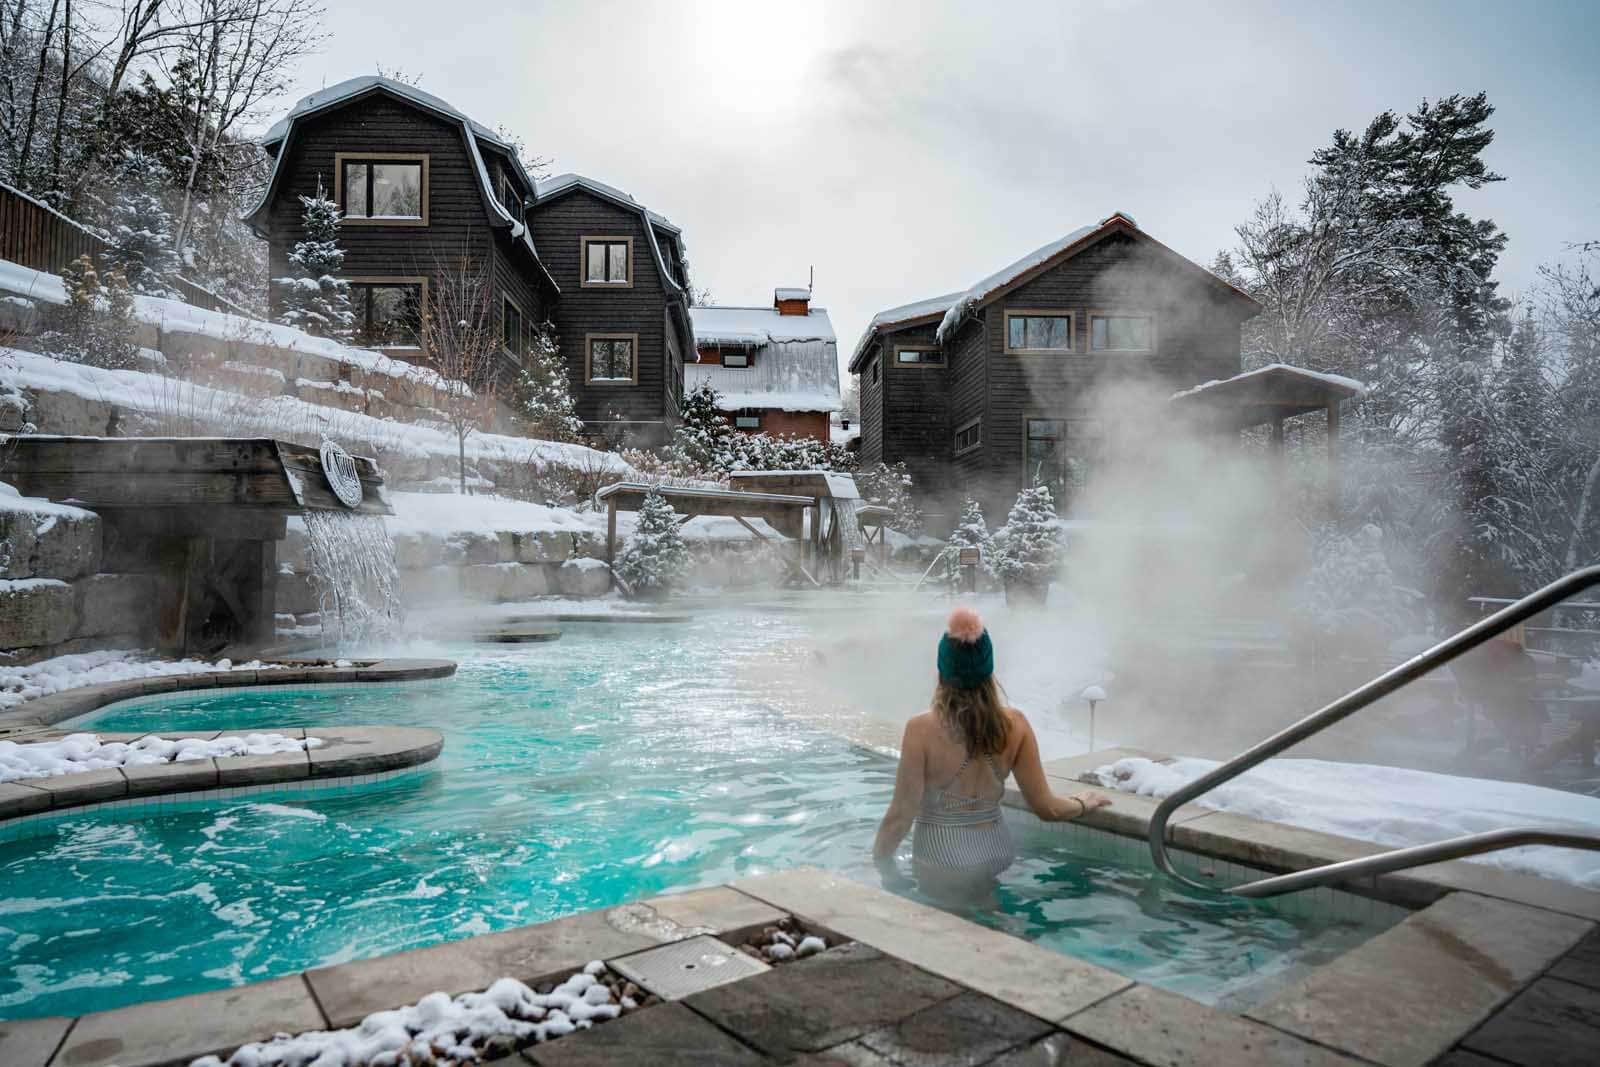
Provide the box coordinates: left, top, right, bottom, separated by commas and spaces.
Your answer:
685, 306, 841, 413
534, 173, 681, 235
1170, 363, 1367, 402
246, 75, 556, 292
774, 287, 811, 302
690, 306, 835, 347
934, 224, 1102, 342
847, 291, 961, 371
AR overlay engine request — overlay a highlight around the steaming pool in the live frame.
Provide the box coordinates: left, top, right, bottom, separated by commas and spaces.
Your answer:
1, 604, 1397, 1021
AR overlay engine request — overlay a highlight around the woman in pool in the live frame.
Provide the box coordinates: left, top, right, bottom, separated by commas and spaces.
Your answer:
872, 607, 1111, 901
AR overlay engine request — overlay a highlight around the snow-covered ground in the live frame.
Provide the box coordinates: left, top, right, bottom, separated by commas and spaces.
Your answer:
0, 649, 279, 710
1, 731, 321, 784
384, 490, 783, 544
1093, 755, 1600, 890
191, 963, 626, 1067
1, 347, 628, 475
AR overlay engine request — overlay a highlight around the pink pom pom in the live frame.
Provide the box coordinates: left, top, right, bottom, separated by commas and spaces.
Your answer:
946, 606, 985, 644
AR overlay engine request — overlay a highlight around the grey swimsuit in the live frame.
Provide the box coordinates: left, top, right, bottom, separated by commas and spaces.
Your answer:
911, 752, 1016, 877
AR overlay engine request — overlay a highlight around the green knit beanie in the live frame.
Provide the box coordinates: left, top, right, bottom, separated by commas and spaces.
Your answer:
937, 615, 994, 689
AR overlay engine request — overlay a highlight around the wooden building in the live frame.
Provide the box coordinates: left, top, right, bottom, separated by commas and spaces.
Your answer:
248, 76, 694, 442
848, 213, 1263, 519
687, 289, 840, 443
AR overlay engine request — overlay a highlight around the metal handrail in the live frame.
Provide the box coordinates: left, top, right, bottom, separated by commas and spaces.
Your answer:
1148, 564, 1600, 897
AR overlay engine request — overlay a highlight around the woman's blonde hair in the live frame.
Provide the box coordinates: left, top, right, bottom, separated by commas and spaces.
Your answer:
932, 675, 1011, 755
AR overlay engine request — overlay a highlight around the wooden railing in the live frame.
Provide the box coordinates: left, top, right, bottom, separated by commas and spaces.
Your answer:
0, 182, 261, 319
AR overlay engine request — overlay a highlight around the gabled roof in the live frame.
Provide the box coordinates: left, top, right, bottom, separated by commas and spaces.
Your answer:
533, 172, 688, 296
847, 291, 961, 372
1169, 363, 1365, 428
934, 213, 1260, 342
244, 75, 557, 292
686, 305, 840, 413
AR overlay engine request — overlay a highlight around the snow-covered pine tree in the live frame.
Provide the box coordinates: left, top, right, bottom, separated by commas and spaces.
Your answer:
992, 485, 1060, 593
274, 184, 354, 338
944, 497, 994, 587
1291, 523, 1411, 658
616, 487, 691, 598
669, 381, 734, 469
855, 461, 923, 537
510, 320, 583, 440
101, 151, 177, 295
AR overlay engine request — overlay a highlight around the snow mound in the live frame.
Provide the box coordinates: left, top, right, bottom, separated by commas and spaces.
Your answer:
0, 649, 280, 710
1, 731, 321, 784
189, 967, 626, 1067
1091, 755, 1600, 889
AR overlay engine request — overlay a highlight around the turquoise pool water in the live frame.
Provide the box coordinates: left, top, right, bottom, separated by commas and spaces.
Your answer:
0, 611, 1389, 1019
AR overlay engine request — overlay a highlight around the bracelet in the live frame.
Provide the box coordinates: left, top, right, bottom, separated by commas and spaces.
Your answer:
1071, 796, 1086, 818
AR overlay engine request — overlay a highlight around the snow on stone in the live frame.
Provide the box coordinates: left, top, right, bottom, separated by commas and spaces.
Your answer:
0, 649, 279, 710
1092, 755, 1600, 889
189, 968, 624, 1067
0, 259, 453, 391
385, 492, 597, 538
936, 225, 1101, 342
0, 480, 96, 531
0, 349, 629, 475
1170, 363, 1368, 401
0, 731, 320, 784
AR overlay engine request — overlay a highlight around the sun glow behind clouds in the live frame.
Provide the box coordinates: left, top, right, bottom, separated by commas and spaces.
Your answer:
683, 1, 824, 115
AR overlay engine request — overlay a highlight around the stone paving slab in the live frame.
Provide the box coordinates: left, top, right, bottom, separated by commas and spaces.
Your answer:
0, 1015, 72, 1067
52, 974, 326, 1067
1246, 891, 1595, 1067
852, 989, 1055, 1066
307, 907, 664, 1027
526, 1001, 764, 1066
214, 748, 310, 786
1065, 983, 1364, 1067
640, 885, 788, 936
308, 726, 444, 777
984, 1032, 1142, 1065
1028, 787, 1213, 840
685, 942, 961, 1058
0, 780, 51, 818
1390, 854, 1600, 922
33, 767, 126, 807
1039, 747, 1171, 782
123, 757, 219, 796
735, 868, 1131, 1022
1548, 928, 1600, 990
1456, 976, 1600, 1067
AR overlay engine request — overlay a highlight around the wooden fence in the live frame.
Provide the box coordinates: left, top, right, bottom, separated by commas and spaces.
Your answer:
0, 182, 261, 319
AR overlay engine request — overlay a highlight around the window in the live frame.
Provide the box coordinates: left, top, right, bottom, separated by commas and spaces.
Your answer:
349, 280, 424, 348
498, 172, 524, 226
586, 334, 637, 383
896, 346, 944, 366
734, 409, 762, 429
721, 350, 750, 368
582, 237, 631, 286
1090, 314, 1154, 352
337, 154, 427, 223
1024, 417, 1103, 508
1005, 311, 1073, 353
954, 417, 982, 455
503, 297, 525, 358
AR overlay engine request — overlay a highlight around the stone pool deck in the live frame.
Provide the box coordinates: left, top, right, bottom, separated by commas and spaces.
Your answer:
3, 867, 1594, 1067
0, 657, 456, 735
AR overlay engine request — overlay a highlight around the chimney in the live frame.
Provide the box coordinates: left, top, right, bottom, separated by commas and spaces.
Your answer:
774, 286, 810, 316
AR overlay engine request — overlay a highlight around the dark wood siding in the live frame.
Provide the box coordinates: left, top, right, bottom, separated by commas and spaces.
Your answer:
948, 313, 989, 496
262, 91, 548, 386
526, 189, 672, 428
856, 339, 884, 466
878, 320, 953, 513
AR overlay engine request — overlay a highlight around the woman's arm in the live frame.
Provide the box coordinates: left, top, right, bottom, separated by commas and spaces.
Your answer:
872, 719, 928, 863
1011, 712, 1111, 822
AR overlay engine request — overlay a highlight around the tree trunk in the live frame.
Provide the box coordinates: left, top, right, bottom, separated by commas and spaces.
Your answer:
16, 0, 60, 189
46, 0, 69, 200
458, 429, 466, 495
1565, 452, 1600, 572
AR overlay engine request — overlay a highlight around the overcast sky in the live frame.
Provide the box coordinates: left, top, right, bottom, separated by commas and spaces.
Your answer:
276, 0, 1599, 371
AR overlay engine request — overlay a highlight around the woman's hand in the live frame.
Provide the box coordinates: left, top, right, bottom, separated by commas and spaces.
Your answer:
1071, 791, 1112, 816
875, 852, 914, 892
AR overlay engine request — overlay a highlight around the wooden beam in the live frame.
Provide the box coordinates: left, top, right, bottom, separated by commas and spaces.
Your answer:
733, 515, 772, 543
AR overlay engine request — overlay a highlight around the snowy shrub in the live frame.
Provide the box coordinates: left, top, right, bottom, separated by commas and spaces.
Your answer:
509, 320, 583, 441
992, 485, 1060, 587
666, 381, 854, 475
38, 255, 139, 370
273, 185, 354, 338
616, 487, 690, 597
668, 381, 734, 469
1292, 523, 1411, 656
856, 461, 923, 537
944, 497, 995, 587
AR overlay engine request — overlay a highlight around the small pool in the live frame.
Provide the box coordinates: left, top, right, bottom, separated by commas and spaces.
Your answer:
0, 609, 1394, 1019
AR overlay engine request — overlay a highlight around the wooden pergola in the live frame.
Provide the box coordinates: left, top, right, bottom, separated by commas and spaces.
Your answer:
1169, 363, 1365, 505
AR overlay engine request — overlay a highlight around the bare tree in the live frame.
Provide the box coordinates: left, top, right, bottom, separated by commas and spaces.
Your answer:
422, 240, 506, 494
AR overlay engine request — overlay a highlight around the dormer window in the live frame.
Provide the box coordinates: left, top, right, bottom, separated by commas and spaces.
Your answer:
337, 154, 427, 224
498, 171, 524, 226
582, 237, 632, 287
